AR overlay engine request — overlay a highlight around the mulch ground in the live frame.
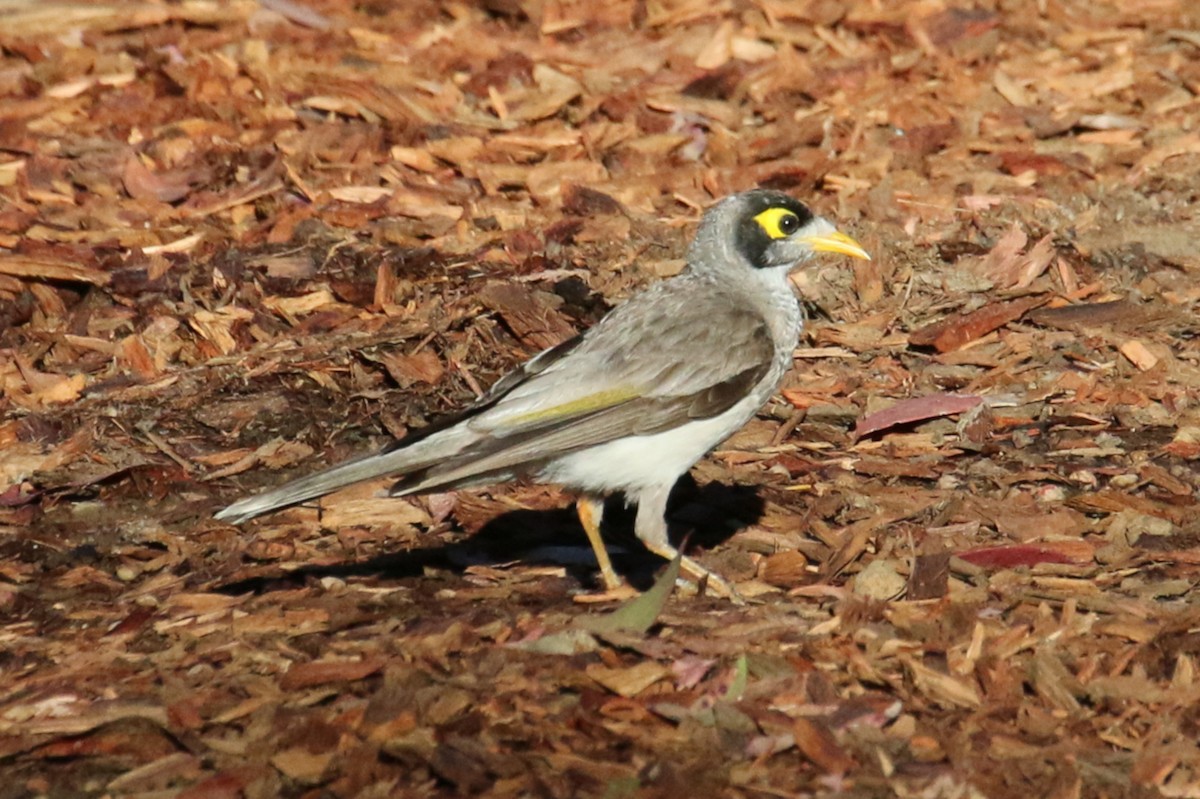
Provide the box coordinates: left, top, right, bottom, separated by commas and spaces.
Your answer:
3, 0, 1200, 796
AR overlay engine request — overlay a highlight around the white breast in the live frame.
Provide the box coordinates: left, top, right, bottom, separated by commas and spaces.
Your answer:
538, 282, 801, 497
537, 373, 779, 495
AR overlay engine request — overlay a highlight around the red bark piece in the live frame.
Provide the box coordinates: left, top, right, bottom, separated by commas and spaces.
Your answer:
280, 657, 386, 691
33, 724, 177, 761
957, 542, 1095, 569
909, 294, 1048, 352
122, 154, 194, 203
793, 717, 856, 775
998, 151, 1072, 176
855, 393, 982, 439
0, 484, 41, 507
1162, 440, 1200, 459
479, 283, 577, 351
106, 606, 156, 637
920, 7, 1000, 46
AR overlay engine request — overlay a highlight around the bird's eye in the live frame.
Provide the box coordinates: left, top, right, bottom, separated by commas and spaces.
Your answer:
753, 207, 801, 239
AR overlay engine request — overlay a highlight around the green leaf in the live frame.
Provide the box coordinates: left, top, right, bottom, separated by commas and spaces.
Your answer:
601, 776, 641, 799
724, 653, 749, 702
576, 552, 680, 635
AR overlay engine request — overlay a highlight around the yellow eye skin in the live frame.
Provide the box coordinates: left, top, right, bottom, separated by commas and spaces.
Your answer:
753, 207, 801, 240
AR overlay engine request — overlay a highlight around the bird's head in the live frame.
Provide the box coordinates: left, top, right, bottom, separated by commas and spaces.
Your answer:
690, 189, 870, 274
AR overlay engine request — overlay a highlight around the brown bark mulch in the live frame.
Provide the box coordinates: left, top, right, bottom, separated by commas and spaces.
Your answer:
3, 1, 1200, 796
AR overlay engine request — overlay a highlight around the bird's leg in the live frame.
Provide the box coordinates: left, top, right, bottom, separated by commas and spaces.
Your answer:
634, 485, 743, 604
575, 495, 628, 594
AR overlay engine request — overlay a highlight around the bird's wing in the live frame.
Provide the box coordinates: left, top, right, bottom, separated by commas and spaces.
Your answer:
389, 361, 769, 494
216, 284, 779, 521
474, 284, 774, 430
389, 288, 778, 492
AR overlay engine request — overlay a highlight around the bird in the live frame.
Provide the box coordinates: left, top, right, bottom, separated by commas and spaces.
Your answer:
215, 189, 869, 600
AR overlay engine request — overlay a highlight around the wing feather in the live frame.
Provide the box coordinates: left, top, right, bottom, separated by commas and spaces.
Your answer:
390, 332, 773, 496
220, 279, 785, 519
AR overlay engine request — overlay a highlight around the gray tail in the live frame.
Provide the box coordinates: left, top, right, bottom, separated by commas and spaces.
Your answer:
214, 448, 425, 524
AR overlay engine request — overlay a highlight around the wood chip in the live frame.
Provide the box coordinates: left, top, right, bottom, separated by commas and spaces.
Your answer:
586, 661, 670, 698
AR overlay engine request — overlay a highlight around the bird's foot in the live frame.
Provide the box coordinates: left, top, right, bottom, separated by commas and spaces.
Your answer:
572, 581, 641, 604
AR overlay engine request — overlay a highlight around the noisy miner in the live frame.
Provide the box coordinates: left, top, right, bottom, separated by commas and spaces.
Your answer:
216, 189, 869, 600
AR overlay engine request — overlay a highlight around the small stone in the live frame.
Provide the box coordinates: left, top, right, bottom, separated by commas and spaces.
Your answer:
937, 474, 962, 490
1109, 473, 1139, 488
852, 559, 907, 600
1067, 469, 1098, 488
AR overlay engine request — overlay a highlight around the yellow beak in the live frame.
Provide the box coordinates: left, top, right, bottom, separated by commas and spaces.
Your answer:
802, 230, 871, 260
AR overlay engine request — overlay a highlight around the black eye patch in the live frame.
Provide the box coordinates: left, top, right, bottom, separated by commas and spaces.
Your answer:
734, 193, 814, 268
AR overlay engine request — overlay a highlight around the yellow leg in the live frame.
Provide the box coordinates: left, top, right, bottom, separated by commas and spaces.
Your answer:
633, 485, 744, 604
640, 539, 741, 603
577, 496, 623, 591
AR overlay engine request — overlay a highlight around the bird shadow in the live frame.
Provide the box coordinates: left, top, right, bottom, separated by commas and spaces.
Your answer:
214, 476, 765, 595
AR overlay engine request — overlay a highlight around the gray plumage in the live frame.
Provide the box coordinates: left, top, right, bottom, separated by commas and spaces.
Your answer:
215, 190, 869, 598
